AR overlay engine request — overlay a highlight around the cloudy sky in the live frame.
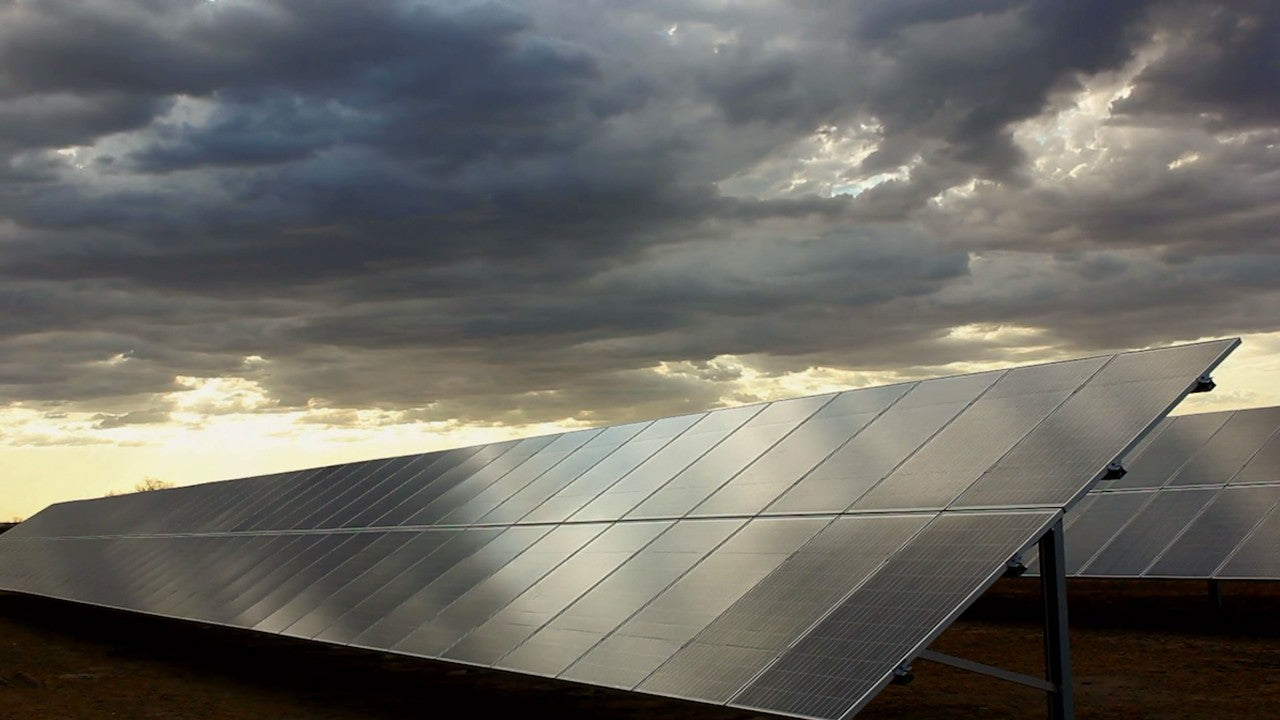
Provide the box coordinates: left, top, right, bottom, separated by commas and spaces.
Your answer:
2, 0, 1278, 520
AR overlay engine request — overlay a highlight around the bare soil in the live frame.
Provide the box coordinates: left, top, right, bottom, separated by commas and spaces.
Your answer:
1, 578, 1277, 719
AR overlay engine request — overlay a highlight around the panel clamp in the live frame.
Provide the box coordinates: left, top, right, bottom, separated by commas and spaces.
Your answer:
1190, 373, 1216, 393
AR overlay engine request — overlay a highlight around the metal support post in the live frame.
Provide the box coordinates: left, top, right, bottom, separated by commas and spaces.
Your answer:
1208, 579, 1223, 608
1038, 519, 1074, 720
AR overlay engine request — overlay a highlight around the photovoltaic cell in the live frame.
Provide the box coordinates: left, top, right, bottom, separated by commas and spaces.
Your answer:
1169, 407, 1280, 486
868, 355, 1109, 513
954, 340, 1236, 509
1031, 406, 1280, 580
1231, 430, 1280, 485
1104, 414, 1228, 490
638, 514, 930, 704
445, 521, 671, 667
627, 395, 831, 519
730, 511, 1057, 720
392, 523, 607, 657
767, 374, 1001, 514
1079, 488, 1216, 576
499, 519, 743, 677
569, 405, 760, 522
561, 517, 830, 690
1145, 485, 1280, 577
518, 423, 691, 523
694, 386, 908, 516
1061, 491, 1153, 574
1216, 502, 1280, 579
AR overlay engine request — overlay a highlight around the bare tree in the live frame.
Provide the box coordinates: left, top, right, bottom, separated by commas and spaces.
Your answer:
135, 476, 175, 492
105, 477, 176, 497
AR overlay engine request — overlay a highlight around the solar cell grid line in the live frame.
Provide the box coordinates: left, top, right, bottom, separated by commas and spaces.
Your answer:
180, 534, 323, 624
366, 440, 523, 527
117, 536, 205, 611
1061, 491, 1155, 574
97, 537, 190, 613
765, 372, 1002, 515
729, 510, 1059, 720
999, 489, 1102, 574
1169, 407, 1280, 486
299, 454, 424, 529
254, 460, 389, 531
1231, 427, 1280, 485
637, 514, 932, 705
330, 527, 514, 647
380, 438, 551, 527
498, 518, 745, 678
1214, 496, 1280, 579
240, 532, 387, 630
953, 338, 1239, 510
150, 481, 238, 534
439, 429, 604, 525
276, 529, 431, 638
443, 520, 673, 667
218, 533, 353, 627
280, 460, 402, 531
347, 524, 556, 650
187, 469, 312, 534
560, 516, 832, 690
255, 531, 408, 635
476, 426, 647, 524
855, 356, 1108, 513
519, 414, 703, 524
392, 523, 609, 658
147, 479, 233, 533
112, 485, 196, 535
129, 536, 228, 618
568, 405, 762, 523
1145, 485, 1280, 577
163, 473, 266, 533
1093, 416, 1172, 492
157, 535, 274, 620
226, 465, 336, 532
176, 535, 289, 621
693, 385, 909, 517
231, 462, 361, 531
399, 434, 561, 526
292, 529, 454, 642
626, 394, 834, 520
134, 536, 230, 615
16, 501, 84, 539
124, 538, 193, 610
57, 539, 118, 607
339, 444, 493, 528
315, 453, 446, 529
1078, 487, 1218, 576
1104, 413, 1231, 490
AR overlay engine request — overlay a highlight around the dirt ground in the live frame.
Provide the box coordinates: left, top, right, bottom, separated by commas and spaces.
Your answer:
1, 578, 1277, 720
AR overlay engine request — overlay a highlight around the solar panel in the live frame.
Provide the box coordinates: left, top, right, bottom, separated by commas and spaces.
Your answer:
1028, 405, 1280, 580
0, 338, 1239, 720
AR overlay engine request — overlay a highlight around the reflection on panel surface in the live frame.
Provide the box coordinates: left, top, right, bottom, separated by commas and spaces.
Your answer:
1045, 405, 1280, 580
0, 339, 1239, 720
731, 511, 1057, 719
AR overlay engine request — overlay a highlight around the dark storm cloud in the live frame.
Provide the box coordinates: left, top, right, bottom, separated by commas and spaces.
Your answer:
0, 0, 1277, 426
1115, 0, 1280, 128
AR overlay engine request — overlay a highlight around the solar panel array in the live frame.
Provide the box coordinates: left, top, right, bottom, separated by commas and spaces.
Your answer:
1024, 405, 1280, 580
0, 339, 1238, 719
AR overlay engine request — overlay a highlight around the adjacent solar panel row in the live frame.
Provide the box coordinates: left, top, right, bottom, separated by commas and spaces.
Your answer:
1024, 406, 1280, 580
0, 339, 1238, 720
